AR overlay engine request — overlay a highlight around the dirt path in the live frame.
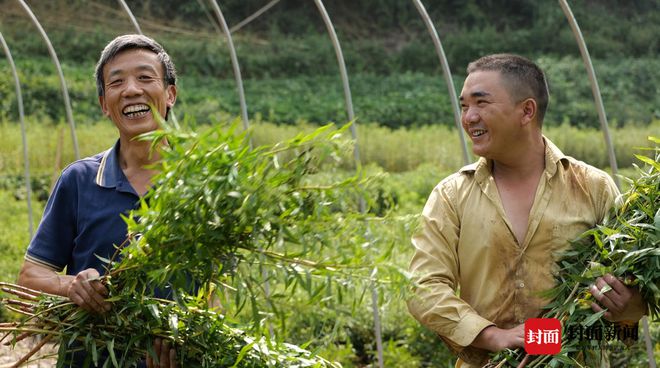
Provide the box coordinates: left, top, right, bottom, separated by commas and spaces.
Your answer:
0, 338, 57, 367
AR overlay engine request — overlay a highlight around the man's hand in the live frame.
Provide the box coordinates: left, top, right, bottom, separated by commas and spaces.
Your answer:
18, 261, 111, 314
590, 273, 646, 322
471, 324, 525, 352
146, 338, 177, 368
67, 268, 111, 314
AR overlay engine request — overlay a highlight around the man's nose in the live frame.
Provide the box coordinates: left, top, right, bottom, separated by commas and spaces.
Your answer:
462, 107, 479, 125
122, 76, 143, 96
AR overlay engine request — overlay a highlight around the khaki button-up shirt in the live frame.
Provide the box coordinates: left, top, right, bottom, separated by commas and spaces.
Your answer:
407, 138, 619, 367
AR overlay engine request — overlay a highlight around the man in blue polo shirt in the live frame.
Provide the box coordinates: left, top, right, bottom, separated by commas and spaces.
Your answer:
18, 34, 178, 368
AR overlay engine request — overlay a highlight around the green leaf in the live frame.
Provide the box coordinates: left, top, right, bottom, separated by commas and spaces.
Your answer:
634, 154, 660, 171
106, 339, 118, 368
581, 310, 606, 327
231, 341, 256, 368
147, 304, 160, 320
597, 284, 612, 296
91, 339, 98, 367
169, 314, 179, 339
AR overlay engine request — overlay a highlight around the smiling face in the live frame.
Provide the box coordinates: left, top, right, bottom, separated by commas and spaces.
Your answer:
99, 48, 176, 140
459, 70, 526, 160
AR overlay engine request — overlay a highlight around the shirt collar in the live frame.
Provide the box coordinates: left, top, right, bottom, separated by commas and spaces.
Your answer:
95, 139, 124, 189
458, 136, 569, 182
542, 136, 569, 178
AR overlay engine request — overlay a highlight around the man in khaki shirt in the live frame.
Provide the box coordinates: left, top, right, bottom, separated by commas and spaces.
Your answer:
407, 54, 646, 367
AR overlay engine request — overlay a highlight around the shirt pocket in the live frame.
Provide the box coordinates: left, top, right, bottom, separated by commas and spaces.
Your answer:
551, 222, 590, 254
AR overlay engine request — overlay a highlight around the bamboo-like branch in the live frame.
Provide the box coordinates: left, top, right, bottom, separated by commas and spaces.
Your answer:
0, 282, 58, 298
1, 288, 37, 301
4, 332, 32, 345
4, 299, 36, 310
10, 334, 53, 368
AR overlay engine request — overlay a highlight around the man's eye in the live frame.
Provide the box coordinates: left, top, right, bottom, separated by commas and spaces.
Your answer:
107, 79, 123, 87
138, 75, 156, 81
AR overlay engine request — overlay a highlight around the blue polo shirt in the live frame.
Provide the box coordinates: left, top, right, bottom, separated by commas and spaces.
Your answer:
26, 140, 139, 276
26, 140, 160, 367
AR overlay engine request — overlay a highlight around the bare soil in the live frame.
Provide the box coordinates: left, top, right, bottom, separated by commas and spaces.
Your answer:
0, 337, 57, 367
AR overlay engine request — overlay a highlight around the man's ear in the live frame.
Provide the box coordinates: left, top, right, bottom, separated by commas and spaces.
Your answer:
520, 98, 537, 126
99, 95, 110, 117
166, 85, 177, 108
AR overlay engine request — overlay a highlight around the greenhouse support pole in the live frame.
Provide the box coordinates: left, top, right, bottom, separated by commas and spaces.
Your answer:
312, 0, 361, 169
230, 0, 281, 34
0, 32, 33, 237
207, 0, 251, 147
312, 2, 384, 368
558, 0, 619, 188
117, 0, 143, 34
17, 0, 79, 160
412, 0, 471, 167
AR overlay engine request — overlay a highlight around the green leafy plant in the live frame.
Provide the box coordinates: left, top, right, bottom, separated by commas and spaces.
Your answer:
0, 120, 410, 367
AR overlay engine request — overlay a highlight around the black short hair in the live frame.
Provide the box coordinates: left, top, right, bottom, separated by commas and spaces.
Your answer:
94, 34, 176, 97
467, 54, 549, 124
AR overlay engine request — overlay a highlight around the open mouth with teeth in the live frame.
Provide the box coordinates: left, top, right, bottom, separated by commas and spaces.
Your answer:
123, 104, 151, 118
471, 129, 487, 137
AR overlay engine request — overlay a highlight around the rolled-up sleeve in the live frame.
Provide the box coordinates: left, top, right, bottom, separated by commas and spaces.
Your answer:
407, 180, 493, 349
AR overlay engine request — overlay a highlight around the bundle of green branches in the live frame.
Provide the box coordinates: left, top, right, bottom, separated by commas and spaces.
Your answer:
1, 121, 408, 367
0, 282, 337, 367
492, 138, 659, 367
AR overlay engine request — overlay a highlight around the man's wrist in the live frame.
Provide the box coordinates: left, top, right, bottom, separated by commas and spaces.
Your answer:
59, 274, 75, 297
471, 325, 502, 351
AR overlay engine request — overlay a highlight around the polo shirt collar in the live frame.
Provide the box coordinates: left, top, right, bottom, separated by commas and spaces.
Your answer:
94, 140, 136, 195
459, 135, 569, 182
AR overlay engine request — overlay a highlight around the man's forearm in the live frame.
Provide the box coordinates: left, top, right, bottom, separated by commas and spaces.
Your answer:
18, 261, 111, 313
18, 260, 73, 296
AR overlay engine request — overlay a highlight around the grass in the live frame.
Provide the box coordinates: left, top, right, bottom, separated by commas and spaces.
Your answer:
0, 119, 657, 176
0, 190, 43, 283
0, 119, 654, 284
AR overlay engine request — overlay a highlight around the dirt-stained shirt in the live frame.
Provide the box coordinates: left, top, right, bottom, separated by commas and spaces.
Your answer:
407, 137, 619, 367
